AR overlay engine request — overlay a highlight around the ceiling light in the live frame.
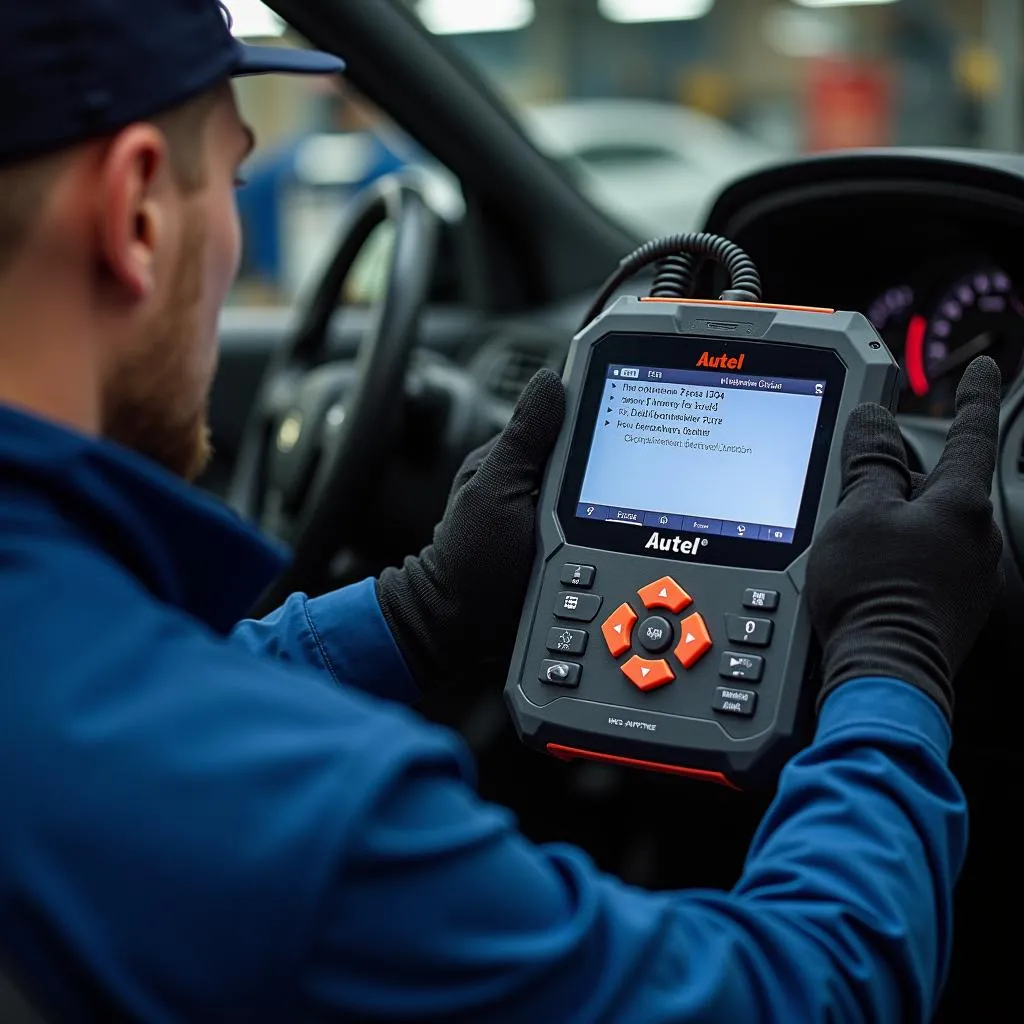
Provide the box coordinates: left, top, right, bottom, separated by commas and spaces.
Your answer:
792, 1, 899, 8
222, 0, 285, 39
417, 0, 535, 35
764, 6, 847, 57
599, 0, 714, 23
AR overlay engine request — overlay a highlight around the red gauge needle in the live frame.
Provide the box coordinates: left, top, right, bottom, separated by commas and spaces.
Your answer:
904, 315, 929, 397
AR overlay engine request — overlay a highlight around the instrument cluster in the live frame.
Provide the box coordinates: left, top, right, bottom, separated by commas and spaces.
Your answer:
867, 258, 1024, 416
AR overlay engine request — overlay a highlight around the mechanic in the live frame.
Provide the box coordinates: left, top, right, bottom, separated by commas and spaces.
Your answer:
0, 2, 1005, 1022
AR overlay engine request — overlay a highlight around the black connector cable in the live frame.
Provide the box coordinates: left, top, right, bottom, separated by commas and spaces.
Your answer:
578, 232, 762, 332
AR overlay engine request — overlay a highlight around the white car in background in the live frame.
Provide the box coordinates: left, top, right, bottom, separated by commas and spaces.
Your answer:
519, 99, 781, 236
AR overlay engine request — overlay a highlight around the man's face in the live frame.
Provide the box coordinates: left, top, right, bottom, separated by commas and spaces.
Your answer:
101, 86, 253, 481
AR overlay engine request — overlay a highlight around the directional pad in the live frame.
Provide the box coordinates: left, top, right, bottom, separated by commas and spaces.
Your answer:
596, 581, 712, 690
601, 602, 638, 658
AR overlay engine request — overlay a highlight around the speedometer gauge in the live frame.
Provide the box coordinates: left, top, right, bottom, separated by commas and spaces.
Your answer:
867, 265, 1024, 416
900, 267, 1024, 417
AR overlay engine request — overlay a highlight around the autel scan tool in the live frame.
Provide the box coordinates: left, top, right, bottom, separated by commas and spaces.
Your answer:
505, 234, 899, 790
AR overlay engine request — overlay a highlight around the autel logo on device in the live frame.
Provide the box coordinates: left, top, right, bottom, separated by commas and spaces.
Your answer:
697, 351, 745, 370
645, 532, 709, 557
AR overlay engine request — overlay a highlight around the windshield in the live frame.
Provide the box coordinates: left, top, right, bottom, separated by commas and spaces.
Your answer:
405, 0, 1016, 235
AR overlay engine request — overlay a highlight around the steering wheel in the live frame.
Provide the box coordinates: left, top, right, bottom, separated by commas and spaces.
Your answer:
230, 175, 441, 609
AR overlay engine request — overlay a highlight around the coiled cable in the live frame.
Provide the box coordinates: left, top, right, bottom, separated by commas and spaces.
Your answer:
578, 232, 762, 331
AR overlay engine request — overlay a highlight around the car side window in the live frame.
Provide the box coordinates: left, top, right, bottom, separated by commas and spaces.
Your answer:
226, 9, 423, 309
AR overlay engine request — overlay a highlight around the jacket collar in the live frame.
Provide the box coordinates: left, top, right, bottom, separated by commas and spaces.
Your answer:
0, 403, 288, 634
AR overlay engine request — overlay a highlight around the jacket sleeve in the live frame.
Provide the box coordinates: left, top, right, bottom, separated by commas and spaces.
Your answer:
229, 578, 419, 705
301, 678, 965, 1023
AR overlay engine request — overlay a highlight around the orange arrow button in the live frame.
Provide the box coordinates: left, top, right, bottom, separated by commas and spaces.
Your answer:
674, 612, 712, 669
601, 602, 638, 658
638, 576, 692, 614
622, 655, 675, 692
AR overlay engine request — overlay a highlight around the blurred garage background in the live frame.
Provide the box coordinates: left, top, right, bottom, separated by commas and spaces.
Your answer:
224, 0, 1024, 307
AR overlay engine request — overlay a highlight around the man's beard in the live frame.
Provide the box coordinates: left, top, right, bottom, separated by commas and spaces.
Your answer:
101, 212, 213, 482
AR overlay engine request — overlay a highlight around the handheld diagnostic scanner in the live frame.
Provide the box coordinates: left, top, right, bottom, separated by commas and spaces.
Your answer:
504, 234, 899, 790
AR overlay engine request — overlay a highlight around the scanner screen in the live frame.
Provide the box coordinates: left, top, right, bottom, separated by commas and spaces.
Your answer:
576, 363, 827, 544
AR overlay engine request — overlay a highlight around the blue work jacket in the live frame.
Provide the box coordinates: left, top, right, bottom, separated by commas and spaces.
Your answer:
0, 404, 965, 1021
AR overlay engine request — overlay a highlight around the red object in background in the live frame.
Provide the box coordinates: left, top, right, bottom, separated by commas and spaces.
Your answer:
904, 315, 930, 397
805, 57, 892, 152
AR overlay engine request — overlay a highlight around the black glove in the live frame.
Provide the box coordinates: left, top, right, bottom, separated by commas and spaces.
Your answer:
377, 369, 566, 690
806, 356, 1004, 721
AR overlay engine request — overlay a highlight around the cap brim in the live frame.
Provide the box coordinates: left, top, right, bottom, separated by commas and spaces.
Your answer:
232, 42, 344, 78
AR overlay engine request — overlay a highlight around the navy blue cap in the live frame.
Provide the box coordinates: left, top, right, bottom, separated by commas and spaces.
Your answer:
0, 0, 344, 166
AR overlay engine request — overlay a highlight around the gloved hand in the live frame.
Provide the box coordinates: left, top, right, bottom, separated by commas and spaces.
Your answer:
806, 355, 1004, 721
377, 369, 566, 690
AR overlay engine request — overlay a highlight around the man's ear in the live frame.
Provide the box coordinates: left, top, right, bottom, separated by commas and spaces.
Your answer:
96, 124, 173, 300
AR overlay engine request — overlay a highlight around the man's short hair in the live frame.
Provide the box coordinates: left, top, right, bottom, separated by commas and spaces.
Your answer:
0, 151, 66, 276
0, 84, 220, 275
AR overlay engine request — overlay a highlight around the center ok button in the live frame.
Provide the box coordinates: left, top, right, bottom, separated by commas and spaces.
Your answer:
638, 616, 673, 654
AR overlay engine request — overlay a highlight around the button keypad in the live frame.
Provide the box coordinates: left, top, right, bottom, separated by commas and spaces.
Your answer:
536, 569, 782, 725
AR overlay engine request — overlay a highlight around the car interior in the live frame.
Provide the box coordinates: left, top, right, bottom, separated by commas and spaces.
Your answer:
10, 0, 1019, 1019
202, 2, 1024, 1019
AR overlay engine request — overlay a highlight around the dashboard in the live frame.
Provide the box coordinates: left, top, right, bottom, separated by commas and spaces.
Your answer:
701, 150, 1024, 419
